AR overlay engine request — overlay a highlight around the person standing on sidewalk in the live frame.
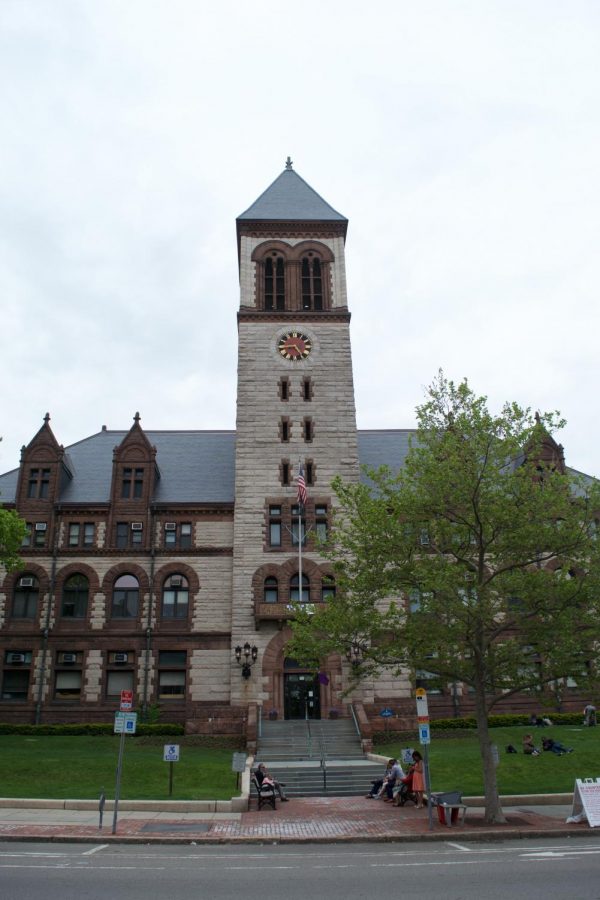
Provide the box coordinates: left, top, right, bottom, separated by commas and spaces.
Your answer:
411, 751, 425, 808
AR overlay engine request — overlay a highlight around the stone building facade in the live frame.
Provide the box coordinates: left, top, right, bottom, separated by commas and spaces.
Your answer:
0, 163, 589, 734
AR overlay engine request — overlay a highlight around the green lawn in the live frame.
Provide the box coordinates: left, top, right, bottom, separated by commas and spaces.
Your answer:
0, 736, 239, 800
2, 727, 598, 800
377, 725, 600, 795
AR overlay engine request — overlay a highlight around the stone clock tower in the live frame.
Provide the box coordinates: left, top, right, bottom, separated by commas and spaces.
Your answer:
231, 160, 360, 717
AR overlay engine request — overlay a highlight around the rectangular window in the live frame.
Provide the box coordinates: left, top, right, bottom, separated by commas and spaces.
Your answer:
34, 524, 46, 548
180, 523, 192, 549
54, 670, 82, 700
131, 528, 143, 546
303, 377, 312, 401
279, 378, 289, 401
280, 418, 290, 442
116, 523, 128, 549
21, 524, 32, 548
121, 468, 132, 499
316, 506, 328, 542
291, 506, 306, 546
269, 506, 282, 547
106, 670, 134, 699
281, 461, 290, 486
133, 468, 144, 498
165, 527, 176, 547
68, 523, 80, 546
1, 669, 30, 700
305, 461, 314, 486
158, 651, 186, 700
27, 469, 38, 498
83, 523, 95, 546
39, 469, 50, 498
303, 418, 313, 442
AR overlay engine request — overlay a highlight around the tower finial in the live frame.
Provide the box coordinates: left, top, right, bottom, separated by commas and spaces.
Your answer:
44, 412, 50, 425
285, 156, 293, 170
134, 411, 140, 425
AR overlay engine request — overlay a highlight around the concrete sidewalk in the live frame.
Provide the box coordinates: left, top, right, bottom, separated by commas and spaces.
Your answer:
0, 795, 594, 844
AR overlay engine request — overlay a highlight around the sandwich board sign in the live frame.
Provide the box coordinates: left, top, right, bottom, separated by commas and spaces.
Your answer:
570, 778, 600, 827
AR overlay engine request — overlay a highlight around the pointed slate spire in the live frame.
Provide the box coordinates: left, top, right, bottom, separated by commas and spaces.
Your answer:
238, 160, 347, 222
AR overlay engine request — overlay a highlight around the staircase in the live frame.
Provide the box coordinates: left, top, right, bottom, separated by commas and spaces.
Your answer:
254, 718, 383, 797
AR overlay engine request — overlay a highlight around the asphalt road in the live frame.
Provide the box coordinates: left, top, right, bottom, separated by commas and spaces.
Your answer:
1, 839, 599, 900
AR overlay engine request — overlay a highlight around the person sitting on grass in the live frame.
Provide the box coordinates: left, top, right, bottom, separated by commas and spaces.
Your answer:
523, 734, 540, 756
542, 737, 573, 756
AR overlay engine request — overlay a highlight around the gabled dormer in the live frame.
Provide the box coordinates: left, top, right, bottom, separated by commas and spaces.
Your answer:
108, 413, 159, 552
524, 412, 567, 476
110, 413, 159, 507
15, 413, 72, 511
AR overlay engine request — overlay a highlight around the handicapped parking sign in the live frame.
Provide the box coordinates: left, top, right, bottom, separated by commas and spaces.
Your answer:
163, 744, 180, 762
419, 723, 431, 745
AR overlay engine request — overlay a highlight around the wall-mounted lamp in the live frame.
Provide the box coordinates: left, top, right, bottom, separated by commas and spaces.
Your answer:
235, 642, 258, 679
346, 639, 366, 667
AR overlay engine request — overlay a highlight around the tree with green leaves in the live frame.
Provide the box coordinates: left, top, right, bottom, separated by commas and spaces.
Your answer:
289, 372, 600, 824
0, 507, 27, 572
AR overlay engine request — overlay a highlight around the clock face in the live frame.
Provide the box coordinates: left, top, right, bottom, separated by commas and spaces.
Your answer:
278, 331, 312, 361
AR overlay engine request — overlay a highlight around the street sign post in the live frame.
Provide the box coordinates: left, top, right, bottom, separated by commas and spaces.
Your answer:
120, 689, 133, 711
163, 744, 180, 796
112, 711, 137, 833
415, 688, 433, 831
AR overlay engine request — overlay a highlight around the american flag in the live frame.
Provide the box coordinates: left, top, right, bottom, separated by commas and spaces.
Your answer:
296, 462, 307, 505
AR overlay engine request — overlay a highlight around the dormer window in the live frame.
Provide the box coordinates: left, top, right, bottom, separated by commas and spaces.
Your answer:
27, 468, 50, 499
121, 467, 144, 499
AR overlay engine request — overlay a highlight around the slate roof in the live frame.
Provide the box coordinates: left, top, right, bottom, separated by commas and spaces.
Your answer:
0, 430, 415, 505
237, 167, 347, 222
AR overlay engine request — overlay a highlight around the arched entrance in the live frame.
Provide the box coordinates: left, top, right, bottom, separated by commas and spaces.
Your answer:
283, 658, 320, 720
261, 628, 342, 720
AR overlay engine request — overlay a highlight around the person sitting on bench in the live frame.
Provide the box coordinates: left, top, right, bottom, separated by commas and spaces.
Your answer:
256, 763, 289, 800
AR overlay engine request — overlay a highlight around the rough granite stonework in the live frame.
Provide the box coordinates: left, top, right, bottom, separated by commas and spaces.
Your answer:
85, 649, 103, 701
232, 218, 360, 710
189, 648, 231, 701
195, 520, 233, 546
90, 592, 106, 630
97, 521, 106, 549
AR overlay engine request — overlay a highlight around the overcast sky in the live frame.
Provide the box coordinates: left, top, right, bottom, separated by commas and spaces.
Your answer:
2, 0, 600, 480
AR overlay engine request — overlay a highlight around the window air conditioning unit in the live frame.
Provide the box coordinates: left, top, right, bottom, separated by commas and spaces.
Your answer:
114, 652, 128, 664
7, 653, 25, 665
131, 522, 143, 531
19, 577, 34, 588
170, 576, 183, 587
165, 522, 177, 531
35, 523, 47, 532
62, 653, 77, 664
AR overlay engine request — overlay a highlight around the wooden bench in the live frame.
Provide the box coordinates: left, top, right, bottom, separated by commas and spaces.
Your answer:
429, 791, 467, 826
251, 775, 277, 811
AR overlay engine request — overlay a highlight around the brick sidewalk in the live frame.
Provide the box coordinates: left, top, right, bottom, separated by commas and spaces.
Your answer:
0, 797, 590, 844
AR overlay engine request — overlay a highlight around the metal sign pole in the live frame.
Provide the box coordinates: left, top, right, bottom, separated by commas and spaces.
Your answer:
169, 761, 174, 797
424, 744, 433, 831
112, 728, 126, 835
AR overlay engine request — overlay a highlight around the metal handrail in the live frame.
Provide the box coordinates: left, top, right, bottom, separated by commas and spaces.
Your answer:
349, 702, 361, 737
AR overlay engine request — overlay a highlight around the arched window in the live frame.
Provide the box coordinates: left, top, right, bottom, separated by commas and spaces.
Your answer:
264, 255, 285, 310
264, 577, 278, 604
321, 576, 335, 602
161, 574, 189, 619
301, 255, 323, 310
111, 574, 139, 618
61, 574, 89, 618
290, 573, 310, 603
12, 575, 39, 619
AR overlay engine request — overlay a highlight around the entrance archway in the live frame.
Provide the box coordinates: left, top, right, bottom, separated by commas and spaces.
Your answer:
283, 659, 320, 720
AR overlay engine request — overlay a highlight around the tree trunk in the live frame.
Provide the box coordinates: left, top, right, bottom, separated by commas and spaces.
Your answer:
473, 684, 506, 824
